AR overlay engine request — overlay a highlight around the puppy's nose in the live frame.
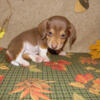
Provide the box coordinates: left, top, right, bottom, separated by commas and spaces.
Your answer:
51, 44, 57, 49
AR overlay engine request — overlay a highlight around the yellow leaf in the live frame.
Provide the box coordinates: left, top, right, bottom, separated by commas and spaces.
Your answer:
69, 82, 85, 88
30, 68, 42, 72
29, 65, 42, 72
95, 69, 100, 73
75, 0, 86, 13
89, 51, 98, 55
91, 54, 100, 59
0, 27, 5, 38
0, 66, 9, 70
89, 44, 97, 50
85, 66, 95, 70
89, 88, 100, 95
73, 93, 86, 100
96, 40, 100, 45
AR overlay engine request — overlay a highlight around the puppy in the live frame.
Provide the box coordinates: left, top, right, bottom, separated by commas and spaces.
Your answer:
6, 16, 76, 66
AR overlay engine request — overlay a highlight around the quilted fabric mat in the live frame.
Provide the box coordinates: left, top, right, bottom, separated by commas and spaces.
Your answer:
0, 49, 100, 100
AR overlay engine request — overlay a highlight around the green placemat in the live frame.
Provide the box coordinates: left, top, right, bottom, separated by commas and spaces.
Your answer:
0, 49, 100, 100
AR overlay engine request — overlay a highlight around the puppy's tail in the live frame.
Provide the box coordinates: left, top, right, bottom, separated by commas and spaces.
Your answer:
5, 50, 13, 62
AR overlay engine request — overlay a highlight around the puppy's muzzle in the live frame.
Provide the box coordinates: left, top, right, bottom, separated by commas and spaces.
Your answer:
51, 44, 57, 49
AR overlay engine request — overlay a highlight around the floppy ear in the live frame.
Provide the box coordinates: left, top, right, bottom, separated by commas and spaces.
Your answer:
68, 23, 76, 49
38, 19, 48, 39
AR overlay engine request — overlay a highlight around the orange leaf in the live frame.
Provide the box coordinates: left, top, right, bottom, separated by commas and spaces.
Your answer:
57, 60, 72, 65
30, 90, 39, 100
34, 91, 51, 100
46, 81, 56, 83
8, 86, 26, 94
32, 88, 52, 93
75, 74, 88, 84
20, 88, 30, 99
93, 78, 100, 85
85, 73, 94, 81
69, 82, 85, 88
44, 62, 57, 66
15, 81, 25, 87
89, 88, 100, 95
32, 82, 42, 89
41, 84, 51, 88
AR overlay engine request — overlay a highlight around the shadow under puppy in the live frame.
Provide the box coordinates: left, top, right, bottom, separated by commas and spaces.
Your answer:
6, 16, 76, 66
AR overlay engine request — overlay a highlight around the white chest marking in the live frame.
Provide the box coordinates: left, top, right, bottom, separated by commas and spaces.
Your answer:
24, 42, 39, 55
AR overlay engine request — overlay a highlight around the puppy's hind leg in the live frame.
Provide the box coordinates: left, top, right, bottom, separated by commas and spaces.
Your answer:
11, 49, 30, 67
24, 53, 43, 63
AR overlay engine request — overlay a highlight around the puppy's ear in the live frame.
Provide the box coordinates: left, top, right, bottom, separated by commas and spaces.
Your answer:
68, 23, 76, 49
38, 19, 48, 39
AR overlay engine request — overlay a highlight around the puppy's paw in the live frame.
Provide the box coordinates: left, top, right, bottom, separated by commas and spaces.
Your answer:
11, 60, 19, 66
35, 56, 43, 63
19, 59, 30, 67
59, 51, 66, 56
22, 61, 30, 67
42, 56, 50, 62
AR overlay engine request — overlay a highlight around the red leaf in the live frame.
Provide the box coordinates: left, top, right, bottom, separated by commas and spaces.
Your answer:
51, 65, 66, 71
0, 48, 4, 50
44, 62, 57, 66
0, 75, 4, 84
0, 75, 4, 80
75, 74, 88, 84
57, 60, 72, 65
85, 73, 94, 81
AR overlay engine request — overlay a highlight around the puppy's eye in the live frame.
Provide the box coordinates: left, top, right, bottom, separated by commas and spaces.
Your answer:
48, 32, 52, 36
61, 34, 66, 38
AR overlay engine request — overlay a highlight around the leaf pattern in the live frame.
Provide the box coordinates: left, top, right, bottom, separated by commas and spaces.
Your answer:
0, 75, 4, 84
75, 73, 94, 84
80, 57, 97, 64
69, 82, 85, 88
66, 53, 73, 58
9, 78, 55, 100
29, 65, 42, 72
44, 60, 71, 71
95, 69, 100, 73
85, 66, 95, 70
0, 47, 4, 50
88, 40, 100, 60
20, 88, 30, 99
73, 93, 86, 100
69, 73, 100, 95
0, 65, 9, 70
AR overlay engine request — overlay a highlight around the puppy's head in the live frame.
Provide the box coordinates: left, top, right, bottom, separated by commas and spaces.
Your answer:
38, 16, 76, 50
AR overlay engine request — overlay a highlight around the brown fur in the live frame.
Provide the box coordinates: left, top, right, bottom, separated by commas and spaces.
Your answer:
39, 16, 76, 50
6, 16, 76, 61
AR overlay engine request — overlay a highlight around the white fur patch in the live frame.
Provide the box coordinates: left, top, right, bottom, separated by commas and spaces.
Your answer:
11, 42, 49, 66
59, 51, 66, 56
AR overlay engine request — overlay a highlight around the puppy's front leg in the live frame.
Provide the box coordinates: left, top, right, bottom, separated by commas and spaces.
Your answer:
59, 51, 66, 56
39, 47, 50, 62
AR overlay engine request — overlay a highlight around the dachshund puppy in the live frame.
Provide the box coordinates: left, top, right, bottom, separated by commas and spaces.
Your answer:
6, 16, 76, 66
